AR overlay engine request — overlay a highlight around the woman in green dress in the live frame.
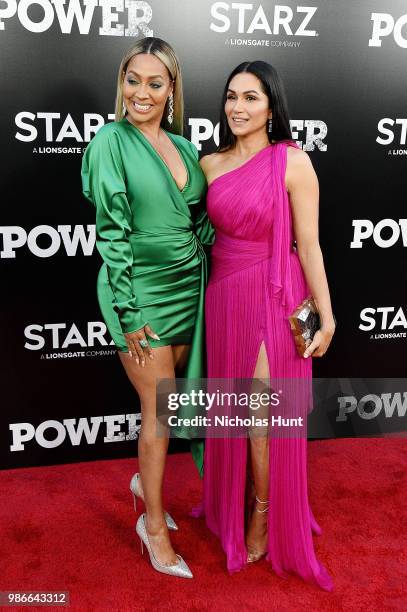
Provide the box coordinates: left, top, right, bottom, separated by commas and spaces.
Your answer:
81, 38, 213, 578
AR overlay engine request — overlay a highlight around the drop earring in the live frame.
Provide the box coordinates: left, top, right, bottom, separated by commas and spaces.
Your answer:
122, 102, 126, 116
268, 117, 272, 133
167, 93, 174, 125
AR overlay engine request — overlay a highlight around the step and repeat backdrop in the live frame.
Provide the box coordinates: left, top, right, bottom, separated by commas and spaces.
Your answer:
1, 1, 406, 469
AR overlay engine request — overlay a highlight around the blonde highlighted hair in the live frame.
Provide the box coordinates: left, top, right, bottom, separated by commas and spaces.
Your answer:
114, 37, 184, 135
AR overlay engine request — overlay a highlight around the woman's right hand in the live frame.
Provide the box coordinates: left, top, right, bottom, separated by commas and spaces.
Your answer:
124, 325, 160, 366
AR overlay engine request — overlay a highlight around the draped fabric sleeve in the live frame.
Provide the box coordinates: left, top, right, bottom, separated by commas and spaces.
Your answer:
194, 206, 215, 249
81, 127, 148, 334
188, 140, 215, 249
269, 140, 302, 316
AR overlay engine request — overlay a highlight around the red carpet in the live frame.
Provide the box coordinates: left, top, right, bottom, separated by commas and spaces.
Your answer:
1, 438, 406, 612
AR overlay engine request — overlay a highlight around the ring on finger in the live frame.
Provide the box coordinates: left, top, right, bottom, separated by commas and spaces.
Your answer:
138, 339, 148, 348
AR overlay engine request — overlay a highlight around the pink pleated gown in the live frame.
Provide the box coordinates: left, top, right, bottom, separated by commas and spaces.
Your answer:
198, 141, 334, 592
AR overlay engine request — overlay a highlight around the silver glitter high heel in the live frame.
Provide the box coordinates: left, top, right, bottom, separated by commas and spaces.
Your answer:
246, 496, 269, 563
135, 513, 193, 578
129, 473, 178, 531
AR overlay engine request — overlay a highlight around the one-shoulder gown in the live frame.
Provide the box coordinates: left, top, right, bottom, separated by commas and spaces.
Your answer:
198, 141, 334, 592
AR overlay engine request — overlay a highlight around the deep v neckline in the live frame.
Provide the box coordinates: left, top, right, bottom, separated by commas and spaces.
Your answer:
123, 117, 190, 193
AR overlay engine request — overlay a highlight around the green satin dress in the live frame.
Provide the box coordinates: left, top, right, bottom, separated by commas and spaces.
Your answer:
81, 117, 214, 475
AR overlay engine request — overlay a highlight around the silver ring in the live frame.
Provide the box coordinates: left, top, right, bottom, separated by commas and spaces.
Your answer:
138, 339, 148, 348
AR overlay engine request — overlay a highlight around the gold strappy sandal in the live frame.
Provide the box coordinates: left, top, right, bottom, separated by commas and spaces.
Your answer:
246, 496, 269, 563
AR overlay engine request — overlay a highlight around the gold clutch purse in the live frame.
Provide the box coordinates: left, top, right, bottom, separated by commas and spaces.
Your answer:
288, 296, 321, 358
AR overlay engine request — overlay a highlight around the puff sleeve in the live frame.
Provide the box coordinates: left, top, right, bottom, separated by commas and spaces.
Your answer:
188, 141, 215, 249
81, 127, 148, 334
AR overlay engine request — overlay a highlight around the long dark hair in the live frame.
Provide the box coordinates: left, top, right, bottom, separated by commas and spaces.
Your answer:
217, 60, 293, 151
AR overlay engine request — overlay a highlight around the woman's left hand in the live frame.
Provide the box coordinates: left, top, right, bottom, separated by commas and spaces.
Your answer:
303, 326, 335, 358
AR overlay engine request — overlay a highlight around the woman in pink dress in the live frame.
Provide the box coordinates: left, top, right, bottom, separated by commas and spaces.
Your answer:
198, 61, 336, 591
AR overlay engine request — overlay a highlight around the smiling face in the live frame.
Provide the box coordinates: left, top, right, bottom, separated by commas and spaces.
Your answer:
122, 53, 173, 127
225, 72, 272, 138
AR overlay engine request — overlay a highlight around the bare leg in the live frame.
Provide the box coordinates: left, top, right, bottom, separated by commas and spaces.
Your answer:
246, 341, 270, 558
118, 343, 191, 565
119, 346, 177, 565
171, 344, 191, 376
